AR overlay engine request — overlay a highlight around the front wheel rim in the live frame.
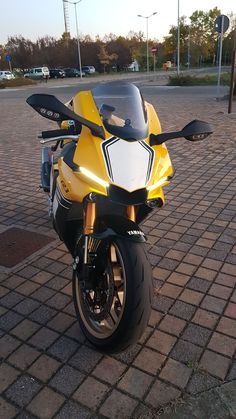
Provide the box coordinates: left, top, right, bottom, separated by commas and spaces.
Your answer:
75, 243, 126, 340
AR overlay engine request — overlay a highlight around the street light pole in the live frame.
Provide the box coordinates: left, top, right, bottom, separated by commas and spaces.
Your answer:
138, 12, 157, 73
64, 0, 83, 80
177, 0, 180, 75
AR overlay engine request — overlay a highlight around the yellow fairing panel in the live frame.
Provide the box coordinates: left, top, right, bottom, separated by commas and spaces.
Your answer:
145, 103, 173, 201
59, 91, 110, 202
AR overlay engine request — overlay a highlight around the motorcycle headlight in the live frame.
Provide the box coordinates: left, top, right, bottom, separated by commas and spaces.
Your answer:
146, 176, 170, 192
79, 166, 109, 188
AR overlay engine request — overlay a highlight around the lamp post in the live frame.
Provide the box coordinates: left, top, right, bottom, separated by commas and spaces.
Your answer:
177, 0, 180, 75
64, 0, 83, 80
138, 12, 157, 73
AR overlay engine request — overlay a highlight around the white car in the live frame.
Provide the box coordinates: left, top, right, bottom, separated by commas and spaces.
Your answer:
24, 67, 50, 79
0, 70, 15, 80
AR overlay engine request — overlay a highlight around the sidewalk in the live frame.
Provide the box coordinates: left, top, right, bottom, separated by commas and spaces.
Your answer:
0, 83, 235, 418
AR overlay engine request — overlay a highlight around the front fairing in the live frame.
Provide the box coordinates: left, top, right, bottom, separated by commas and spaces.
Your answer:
60, 85, 173, 203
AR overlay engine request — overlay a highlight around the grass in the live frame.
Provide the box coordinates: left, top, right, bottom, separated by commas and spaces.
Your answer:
168, 73, 231, 86
0, 77, 37, 89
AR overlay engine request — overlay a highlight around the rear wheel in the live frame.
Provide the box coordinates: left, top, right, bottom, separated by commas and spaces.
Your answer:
72, 238, 152, 352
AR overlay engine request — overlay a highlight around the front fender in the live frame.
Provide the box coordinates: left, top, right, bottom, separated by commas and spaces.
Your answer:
91, 215, 146, 242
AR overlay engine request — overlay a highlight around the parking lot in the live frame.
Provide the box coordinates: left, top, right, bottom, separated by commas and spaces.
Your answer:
0, 78, 236, 418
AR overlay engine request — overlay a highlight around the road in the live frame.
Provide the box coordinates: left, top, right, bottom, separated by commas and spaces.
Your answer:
0, 72, 229, 102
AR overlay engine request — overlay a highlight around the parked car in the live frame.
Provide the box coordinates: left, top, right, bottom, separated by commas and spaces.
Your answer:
82, 65, 96, 75
49, 69, 66, 79
0, 70, 15, 80
64, 68, 85, 78
24, 67, 50, 79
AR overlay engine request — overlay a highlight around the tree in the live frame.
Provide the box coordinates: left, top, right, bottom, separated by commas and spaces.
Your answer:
189, 7, 221, 65
97, 45, 118, 73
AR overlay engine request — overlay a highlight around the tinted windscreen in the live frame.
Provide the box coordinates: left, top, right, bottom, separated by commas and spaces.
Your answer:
92, 82, 148, 141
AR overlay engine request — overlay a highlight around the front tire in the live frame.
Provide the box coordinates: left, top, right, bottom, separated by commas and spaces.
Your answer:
72, 238, 152, 352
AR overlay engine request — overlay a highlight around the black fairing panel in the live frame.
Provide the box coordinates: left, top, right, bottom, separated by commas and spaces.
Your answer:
92, 215, 146, 242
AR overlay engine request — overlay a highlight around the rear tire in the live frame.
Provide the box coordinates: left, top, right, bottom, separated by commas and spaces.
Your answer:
72, 238, 152, 352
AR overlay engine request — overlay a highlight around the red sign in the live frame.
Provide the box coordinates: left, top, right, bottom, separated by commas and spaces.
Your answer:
151, 48, 157, 53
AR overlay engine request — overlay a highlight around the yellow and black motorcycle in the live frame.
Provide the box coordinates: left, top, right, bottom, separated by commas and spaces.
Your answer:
27, 82, 212, 352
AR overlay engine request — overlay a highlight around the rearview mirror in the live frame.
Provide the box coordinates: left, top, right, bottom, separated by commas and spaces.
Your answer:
26, 94, 105, 139
150, 119, 213, 146
182, 120, 212, 141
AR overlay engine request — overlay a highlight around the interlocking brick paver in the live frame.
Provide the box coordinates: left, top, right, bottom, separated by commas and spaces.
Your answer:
133, 347, 166, 374
186, 371, 221, 395
48, 336, 78, 362
11, 319, 40, 340
47, 312, 75, 332
29, 327, 59, 350
55, 400, 90, 419
0, 334, 21, 358
73, 376, 109, 409
69, 344, 103, 372
208, 332, 236, 357
8, 344, 40, 370
0, 363, 20, 393
170, 300, 196, 320
159, 314, 186, 336
0, 310, 24, 331
159, 358, 192, 389
167, 272, 190, 286
182, 323, 212, 347
0, 397, 18, 419
145, 379, 181, 408
27, 387, 65, 418
1, 291, 24, 308
28, 354, 60, 382
14, 298, 40, 315
192, 308, 219, 329
159, 282, 182, 299
201, 295, 227, 314
99, 389, 138, 418
118, 366, 153, 399
200, 349, 231, 380
224, 302, 236, 319
216, 317, 236, 338
147, 330, 177, 355
215, 273, 236, 288
179, 288, 204, 305
49, 365, 85, 396
5, 375, 42, 407
171, 339, 203, 364
93, 356, 126, 384
187, 276, 211, 293
152, 295, 174, 312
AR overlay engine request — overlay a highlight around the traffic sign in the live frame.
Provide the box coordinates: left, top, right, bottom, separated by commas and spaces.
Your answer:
5, 53, 12, 62
151, 48, 157, 53
215, 15, 230, 34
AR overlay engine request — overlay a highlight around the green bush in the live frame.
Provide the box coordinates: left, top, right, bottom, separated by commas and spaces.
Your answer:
168, 73, 230, 86
0, 77, 37, 89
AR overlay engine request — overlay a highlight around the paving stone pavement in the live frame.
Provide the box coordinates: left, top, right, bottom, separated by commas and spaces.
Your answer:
0, 82, 236, 418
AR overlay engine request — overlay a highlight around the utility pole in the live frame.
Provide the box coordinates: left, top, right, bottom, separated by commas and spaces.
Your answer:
228, 28, 236, 113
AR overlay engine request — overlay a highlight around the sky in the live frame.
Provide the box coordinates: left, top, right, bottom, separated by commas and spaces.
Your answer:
0, 0, 235, 45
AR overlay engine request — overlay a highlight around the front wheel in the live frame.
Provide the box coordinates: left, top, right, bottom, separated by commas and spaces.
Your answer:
72, 238, 152, 352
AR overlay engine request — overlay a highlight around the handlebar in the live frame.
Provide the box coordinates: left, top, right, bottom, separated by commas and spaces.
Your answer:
39, 128, 72, 139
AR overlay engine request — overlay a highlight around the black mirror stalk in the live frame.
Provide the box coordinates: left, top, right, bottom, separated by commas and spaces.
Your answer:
150, 119, 213, 146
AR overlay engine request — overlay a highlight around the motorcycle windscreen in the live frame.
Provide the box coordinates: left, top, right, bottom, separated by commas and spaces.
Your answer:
92, 82, 148, 141
102, 137, 154, 192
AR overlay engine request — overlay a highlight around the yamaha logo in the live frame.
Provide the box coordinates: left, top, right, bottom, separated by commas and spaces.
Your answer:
127, 230, 145, 236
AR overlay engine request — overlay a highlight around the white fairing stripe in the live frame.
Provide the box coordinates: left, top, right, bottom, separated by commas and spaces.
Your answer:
102, 137, 154, 192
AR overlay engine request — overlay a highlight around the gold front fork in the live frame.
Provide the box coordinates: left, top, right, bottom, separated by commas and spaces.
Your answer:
127, 205, 136, 222
84, 202, 96, 235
